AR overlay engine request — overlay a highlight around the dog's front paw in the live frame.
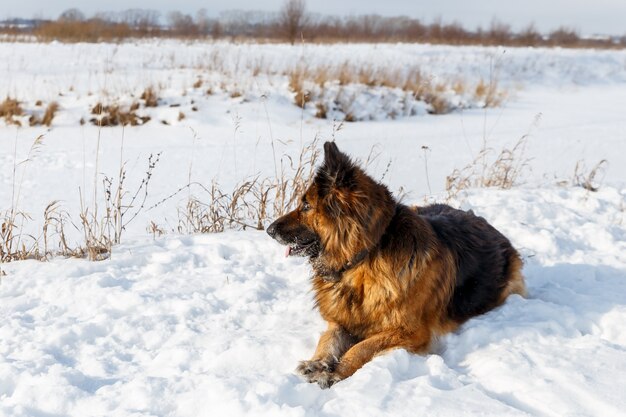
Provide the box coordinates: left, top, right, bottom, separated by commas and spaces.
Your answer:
296, 359, 344, 389
296, 359, 335, 378
313, 370, 342, 389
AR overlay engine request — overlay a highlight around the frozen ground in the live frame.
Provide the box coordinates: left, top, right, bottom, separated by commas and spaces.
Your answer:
1, 41, 626, 416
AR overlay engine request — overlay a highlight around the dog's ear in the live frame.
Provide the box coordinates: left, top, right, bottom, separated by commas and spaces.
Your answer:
320, 141, 356, 190
316, 142, 359, 217
323, 141, 346, 170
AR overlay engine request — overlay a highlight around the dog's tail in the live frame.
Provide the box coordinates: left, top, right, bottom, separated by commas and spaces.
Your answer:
500, 252, 527, 302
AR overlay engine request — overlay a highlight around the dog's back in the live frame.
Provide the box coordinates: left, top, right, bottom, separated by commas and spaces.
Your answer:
417, 204, 526, 322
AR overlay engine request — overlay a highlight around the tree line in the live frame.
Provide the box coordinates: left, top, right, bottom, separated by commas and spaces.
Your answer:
1, 0, 624, 48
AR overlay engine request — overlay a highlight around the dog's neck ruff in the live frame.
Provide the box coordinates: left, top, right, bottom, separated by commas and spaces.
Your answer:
317, 248, 369, 283
320, 205, 400, 282
337, 248, 370, 274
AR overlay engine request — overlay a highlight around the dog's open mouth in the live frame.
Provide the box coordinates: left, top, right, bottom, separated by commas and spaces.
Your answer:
284, 240, 317, 257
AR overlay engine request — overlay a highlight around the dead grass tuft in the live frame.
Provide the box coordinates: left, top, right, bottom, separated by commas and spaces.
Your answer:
90, 102, 151, 127
29, 101, 61, 127
474, 78, 506, 108
140, 86, 159, 107
337, 62, 352, 86
288, 65, 311, 108
343, 112, 356, 122
0, 97, 24, 126
425, 93, 451, 115
312, 65, 331, 88
1, 135, 47, 262
1, 211, 39, 262
315, 102, 327, 119
572, 159, 608, 192
42, 201, 81, 259
281, 61, 505, 119
357, 65, 377, 87
42, 102, 60, 126
446, 134, 531, 199
154, 139, 320, 235
0, 126, 322, 260
79, 153, 161, 260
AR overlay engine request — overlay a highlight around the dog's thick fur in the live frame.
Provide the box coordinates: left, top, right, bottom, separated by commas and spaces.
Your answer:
267, 142, 526, 388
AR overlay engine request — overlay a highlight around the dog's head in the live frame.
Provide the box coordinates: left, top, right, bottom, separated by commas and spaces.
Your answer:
267, 142, 396, 270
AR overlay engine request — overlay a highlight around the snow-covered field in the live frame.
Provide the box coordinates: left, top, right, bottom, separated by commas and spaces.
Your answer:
1, 41, 626, 416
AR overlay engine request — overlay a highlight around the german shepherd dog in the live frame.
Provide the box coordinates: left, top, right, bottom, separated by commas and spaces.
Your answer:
267, 142, 526, 388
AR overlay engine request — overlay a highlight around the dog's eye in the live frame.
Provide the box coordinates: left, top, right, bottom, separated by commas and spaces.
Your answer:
301, 201, 311, 212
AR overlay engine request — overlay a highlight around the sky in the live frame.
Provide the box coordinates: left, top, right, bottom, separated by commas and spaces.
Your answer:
3, 0, 626, 36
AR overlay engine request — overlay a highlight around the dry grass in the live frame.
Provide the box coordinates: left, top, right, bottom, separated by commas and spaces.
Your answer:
474, 78, 507, 108
154, 139, 321, 235
0, 128, 612, 267
78, 204, 113, 261
106, 153, 161, 244
572, 159, 608, 192
78, 153, 161, 260
0, 97, 24, 126
1, 99, 61, 127
0, 211, 42, 262
424, 93, 450, 115
28, 101, 60, 127
90, 102, 151, 127
177, 180, 260, 234
33, 20, 134, 43
140, 87, 159, 107
41, 201, 80, 259
1, 59, 506, 130
315, 102, 328, 119
1, 135, 46, 262
446, 134, 531, 199
42, 102, 60, 126
0, 115, 329, 264
0, 136, 163, 263
403, 68, 429, 96
284, 62, 504, 118
288, 65, 311, 108
272, 138, 321, 216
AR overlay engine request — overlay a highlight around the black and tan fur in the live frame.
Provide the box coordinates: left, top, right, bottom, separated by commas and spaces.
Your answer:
267, 141, 526, 388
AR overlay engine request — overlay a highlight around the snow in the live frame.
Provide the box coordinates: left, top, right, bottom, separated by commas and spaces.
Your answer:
1, 187, 625, 416
1, 41, 626, 416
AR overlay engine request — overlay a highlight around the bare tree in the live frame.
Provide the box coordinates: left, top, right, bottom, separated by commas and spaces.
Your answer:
549, 27, 580, 46
59, 8, 85, 22
168, 11, 197, 36
122, 9, 161, 32
280, 0, 308, 44
517, 23, 542, 46
211, 21, 223, 39
196, 9, 210, 35
488, 18, 512, 45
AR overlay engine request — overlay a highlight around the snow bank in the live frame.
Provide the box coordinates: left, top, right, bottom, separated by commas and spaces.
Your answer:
1, 186, 625, 416
2, 41, 626, 125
